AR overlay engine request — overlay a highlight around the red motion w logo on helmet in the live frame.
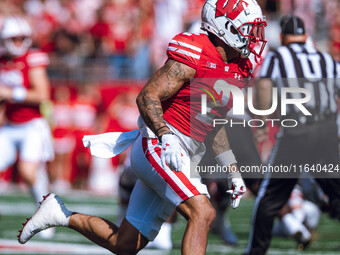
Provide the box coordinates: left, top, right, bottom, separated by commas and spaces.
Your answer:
215, 0, 249, 19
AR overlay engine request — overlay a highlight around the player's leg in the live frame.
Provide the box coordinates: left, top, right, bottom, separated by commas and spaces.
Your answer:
0, 125, 17, 172
124, 179, 175, 253
279, 206, 312, 248
69, 214, 148, 254
20, 121, 50, 205
0, 123, 48, 205
19, 119, 56, 238
316, 178, 340, 220
118, 158, 175, 250
20, 135, 172, 252
18, 192, 148, 254
116, 161, 138, 226
177, 194, 216, 255
20, 176, 160, 254
245, 177, 298, 255
131, 135, 213, 255
245, 125, 310, 255
17, 161, 47, 202
312, 121, 340, 219
302, 200, 321, 230
146, 210, 176, 250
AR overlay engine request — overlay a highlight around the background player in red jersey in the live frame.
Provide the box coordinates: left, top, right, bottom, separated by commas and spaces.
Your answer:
0, 17, 54, 238
18, 1, 266, 254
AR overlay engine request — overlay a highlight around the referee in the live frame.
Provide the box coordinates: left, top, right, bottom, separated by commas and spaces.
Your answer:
245, 15, 340, 255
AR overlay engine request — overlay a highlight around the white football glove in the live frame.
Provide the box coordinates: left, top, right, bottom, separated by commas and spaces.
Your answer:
160, 132, 184, 172
227, 172, 246, 209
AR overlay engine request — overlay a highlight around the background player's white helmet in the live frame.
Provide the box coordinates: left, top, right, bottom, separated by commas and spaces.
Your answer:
0, 17, 33, 57
201, 0, 266, 60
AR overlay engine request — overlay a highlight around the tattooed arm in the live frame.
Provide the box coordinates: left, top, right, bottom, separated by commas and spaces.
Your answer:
210, 125, 231, 155
205, 124, 232, 158
136, 59, 196, 138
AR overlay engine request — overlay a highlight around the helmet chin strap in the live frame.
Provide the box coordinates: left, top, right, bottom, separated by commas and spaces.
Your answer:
240, 42, 264, 64
241, 47, 250, 58
239, 38, 250, 58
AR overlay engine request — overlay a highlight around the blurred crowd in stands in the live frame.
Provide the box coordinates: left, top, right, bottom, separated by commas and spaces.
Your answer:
1, 0, 340, 194
0, 0, 205, 81
0, 0, 337, 82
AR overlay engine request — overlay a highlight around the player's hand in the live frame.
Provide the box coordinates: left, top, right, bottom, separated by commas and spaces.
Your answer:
160, 132, 184, 172
227, 171, 246, 209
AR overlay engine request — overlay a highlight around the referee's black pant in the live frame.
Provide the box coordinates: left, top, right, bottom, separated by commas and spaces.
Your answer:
245, 120, 340, 255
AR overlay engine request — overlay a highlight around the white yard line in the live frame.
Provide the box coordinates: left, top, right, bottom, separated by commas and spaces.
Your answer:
0, 239, 111, 254
0, 239, 169, 255
1, 239, 340, 255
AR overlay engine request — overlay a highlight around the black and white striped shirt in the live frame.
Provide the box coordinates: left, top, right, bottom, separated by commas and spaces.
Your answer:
259, 42, 340, 118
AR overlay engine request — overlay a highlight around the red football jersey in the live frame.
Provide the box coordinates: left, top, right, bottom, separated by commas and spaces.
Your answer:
0, 49, 50, 123
163, 32, 252, 142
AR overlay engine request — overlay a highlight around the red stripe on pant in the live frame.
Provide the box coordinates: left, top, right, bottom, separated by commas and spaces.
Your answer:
142, 137, 189, 200
151, 139, 200, 196
154, 146, 200, 196
142, 137, 200, 200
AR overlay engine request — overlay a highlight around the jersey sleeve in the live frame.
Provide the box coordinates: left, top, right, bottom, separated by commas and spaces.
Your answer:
166, 33, 203, 69
26, 50, 50, 68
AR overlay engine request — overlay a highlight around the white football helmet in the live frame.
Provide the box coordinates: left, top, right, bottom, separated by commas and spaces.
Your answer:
0, 17, 33, 56
201, 0, 267, 61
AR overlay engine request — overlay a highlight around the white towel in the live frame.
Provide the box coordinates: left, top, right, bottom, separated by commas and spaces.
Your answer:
82, 129, 140, 158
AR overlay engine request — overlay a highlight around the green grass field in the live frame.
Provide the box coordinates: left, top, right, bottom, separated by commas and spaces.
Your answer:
1, 188, 340, 255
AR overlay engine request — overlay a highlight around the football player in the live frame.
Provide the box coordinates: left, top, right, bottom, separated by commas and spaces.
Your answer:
0, 17, 54, 238
18, 1, 266, 254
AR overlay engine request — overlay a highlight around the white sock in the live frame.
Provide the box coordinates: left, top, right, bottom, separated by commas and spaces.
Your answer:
31, 163, 49, 206
31, 180, 48, 206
